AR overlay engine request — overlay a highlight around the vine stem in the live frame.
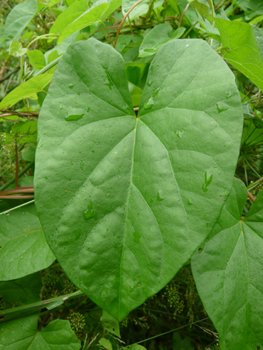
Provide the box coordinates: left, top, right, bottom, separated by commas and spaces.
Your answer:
113, 0, 145, 48
0, 199, 35, 216
15, 137, 19, 188
248, 190, 256, 202
178, 3, 189, 28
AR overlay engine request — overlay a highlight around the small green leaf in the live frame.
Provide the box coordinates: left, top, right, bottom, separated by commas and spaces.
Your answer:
22, 143, 36, 162
122, 0, 163, 21
234, 0, 263, 16
139, 23, 185, 57
0, 204, 55, 280
128, 82, 143, 107
50, 0, 109, 44
0, 316, 81, 349
192, 180, 263, 350
99, 338, 112, 350
216, 18, 263, 91
190, 0, 209, 20
27, 49, 46, 70
4, 0, 38, 41
101, 310, 120, 337
9, 41, 27, 57
0, 73, 52, 110
128, 345, 147, 350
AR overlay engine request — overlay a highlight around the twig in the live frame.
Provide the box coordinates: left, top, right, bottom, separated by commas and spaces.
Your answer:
247, 191, 256, 202
113, 0, 145, 48
0, 161, 34, 192
15, 137, 19, 188
178, 3, 189, 28
0, 200, 35, 216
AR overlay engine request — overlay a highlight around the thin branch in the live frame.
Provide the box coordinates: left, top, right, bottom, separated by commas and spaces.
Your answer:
178, 3, 189, 28
15, 137, 19, 188
248, 191, 256, 202
113, 0, 145, 48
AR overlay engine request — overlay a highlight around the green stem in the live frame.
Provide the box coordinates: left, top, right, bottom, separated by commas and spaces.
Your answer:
208, 0, 215, 46
35, 56, 62, 76
113, 0, 145, 48
26, 33, 58, 49
0, 199, 35, 216
120, 317, 209, 349
0, 290, 84, 323
182, 20, 198, 38
18, 54, 25, 85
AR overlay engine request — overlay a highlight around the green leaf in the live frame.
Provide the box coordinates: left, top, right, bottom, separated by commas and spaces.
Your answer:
0, 316, 81, 349
190, 0, 209, 20
9, 41, 27, 57
50, 0, 109, 44
215, 18, 263, 91
139, 24, 185, 57
122, 0, 164, 21
125, 62, 148, 85
27, 49, 46, 70
206, 177, 247, 241
49, 0, 88, 35
0, 273, 41, 306
101, 310, 120, 337
0, 204, 55, 280
0, 73, 52, 110
128, 345, 147, 350
253, 25, 263, 59
35, 38, 243, 321
173, 332, 194, 350
4, 0, 38, 41
192, 180, 263, 350
128, 82, 143, 107
22, 143, 36, 162
99, 338, 112, 350
234, 0, 263, 16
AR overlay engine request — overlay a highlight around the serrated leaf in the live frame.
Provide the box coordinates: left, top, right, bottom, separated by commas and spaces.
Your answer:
27, 49, 46, 70
0, 316, 81, 349
4, 0, 38, 41
35, 38, 242, 321
215, 18, 263, 91
9, 41, 27, 57
0, 73, 52, 110
192, 180, 263, 350
139, 23, 185, 57
0, 204, 55, 280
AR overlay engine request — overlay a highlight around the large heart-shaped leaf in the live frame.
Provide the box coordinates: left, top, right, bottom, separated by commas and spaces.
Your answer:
192, 179, 263, 350
35, 38, 243, 320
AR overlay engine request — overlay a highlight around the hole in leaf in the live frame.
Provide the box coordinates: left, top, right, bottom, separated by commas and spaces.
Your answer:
257, 346, 260, 350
